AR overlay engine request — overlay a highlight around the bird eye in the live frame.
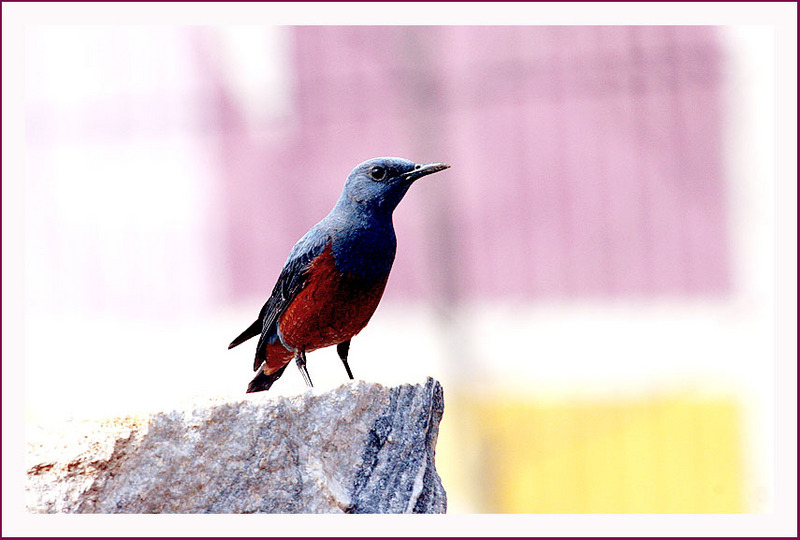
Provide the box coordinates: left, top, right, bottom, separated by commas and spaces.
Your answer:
370, 166, 387, 181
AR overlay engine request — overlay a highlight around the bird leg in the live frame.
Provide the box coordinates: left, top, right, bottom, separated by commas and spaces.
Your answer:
295, 350, 313, 388
337, 341, 354, 380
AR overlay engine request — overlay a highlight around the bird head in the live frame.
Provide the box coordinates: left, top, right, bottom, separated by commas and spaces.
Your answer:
338, 157, 450, 216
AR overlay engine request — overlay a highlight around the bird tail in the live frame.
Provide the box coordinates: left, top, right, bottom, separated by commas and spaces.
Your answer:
228, 320, 261, 350
246, 363, 289, 393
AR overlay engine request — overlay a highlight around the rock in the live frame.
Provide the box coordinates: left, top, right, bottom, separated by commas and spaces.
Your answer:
26, 378, 446, 514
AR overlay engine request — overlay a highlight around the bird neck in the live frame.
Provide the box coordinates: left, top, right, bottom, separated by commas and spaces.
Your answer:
327, 199, 397, 282
331, 190, 395, 225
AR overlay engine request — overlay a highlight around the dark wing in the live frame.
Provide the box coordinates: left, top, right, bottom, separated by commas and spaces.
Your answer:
246, 230, 331, 370
228, 225, 331, 353
227, 274, 302, 351
229, 229, 330, 361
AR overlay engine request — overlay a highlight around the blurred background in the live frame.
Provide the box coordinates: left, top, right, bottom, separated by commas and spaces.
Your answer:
23, 25, 777, 513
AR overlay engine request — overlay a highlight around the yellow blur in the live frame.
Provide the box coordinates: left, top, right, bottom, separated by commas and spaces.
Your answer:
439, 393, 743, 513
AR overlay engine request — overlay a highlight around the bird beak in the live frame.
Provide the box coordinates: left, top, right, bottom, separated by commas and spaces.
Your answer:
402, 162, 450, 182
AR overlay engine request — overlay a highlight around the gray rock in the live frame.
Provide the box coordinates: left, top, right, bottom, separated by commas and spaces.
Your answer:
26, 378, 446, 514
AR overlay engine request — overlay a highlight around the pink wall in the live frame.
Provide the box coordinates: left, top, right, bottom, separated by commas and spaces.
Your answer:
219, 26, 729, 303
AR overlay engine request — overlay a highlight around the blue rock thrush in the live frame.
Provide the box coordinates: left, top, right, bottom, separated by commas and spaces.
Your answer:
228, 157, 450, 393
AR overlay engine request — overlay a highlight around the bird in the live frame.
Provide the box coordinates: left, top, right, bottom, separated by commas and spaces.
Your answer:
228, 157, 450, 393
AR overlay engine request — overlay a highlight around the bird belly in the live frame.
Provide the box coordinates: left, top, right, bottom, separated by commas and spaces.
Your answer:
278, 246, 388, 352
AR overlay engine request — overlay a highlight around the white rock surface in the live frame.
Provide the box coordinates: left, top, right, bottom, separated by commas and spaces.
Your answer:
26, 378, 446, 513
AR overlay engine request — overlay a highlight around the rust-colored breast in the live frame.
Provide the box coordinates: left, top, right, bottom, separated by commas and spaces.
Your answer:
278, 244, 389, 352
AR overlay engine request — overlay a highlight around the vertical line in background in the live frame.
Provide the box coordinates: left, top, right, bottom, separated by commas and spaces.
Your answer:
506, 27, 535, 298
639, 26, 679, 295
666, 25, 693, 294
523, 28, 567, 298
514, 27, 538, 298
446, 27, 482, 300
551, 27, 576, 296
628, 26, 656, 295
567, 26, 610, 297
519, 28, 541, 297
592, 26, 615, 296
600, 27, 635, 295
677, 26, 704, 293
677, 26, 729, 294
